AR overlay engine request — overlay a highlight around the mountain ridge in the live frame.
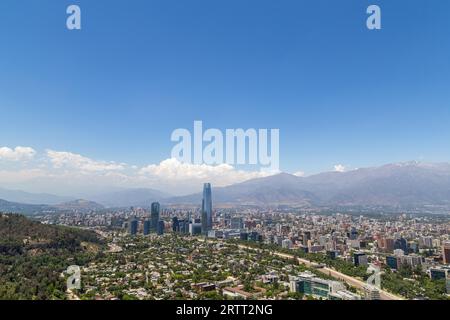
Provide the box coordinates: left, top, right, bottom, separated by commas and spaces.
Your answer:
2, 161, 450, 210
165, 161, 450, 208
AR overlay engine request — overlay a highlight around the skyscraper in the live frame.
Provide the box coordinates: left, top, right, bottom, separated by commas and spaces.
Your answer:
143, 220, 151, 235
151, 202, 160, 232
129, 217, 138, 236
172, 217, 180, 232
201, 183, 213, 234
157, 220, 165, 235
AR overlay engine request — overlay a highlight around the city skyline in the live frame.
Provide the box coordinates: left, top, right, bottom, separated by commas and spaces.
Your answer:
1, 1, 450, 196
1, 0, 450, 307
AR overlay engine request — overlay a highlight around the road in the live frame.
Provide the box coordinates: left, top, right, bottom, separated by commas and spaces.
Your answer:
234, 243, 404, 300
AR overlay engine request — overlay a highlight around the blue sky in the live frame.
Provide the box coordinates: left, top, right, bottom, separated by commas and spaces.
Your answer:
0, 0, 450, 194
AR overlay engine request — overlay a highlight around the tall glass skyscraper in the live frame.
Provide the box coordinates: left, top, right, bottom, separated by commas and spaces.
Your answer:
129, 217, 138, 236
143, 220, 151, 235
201, 183, 213, 234
151, 202, 160, 232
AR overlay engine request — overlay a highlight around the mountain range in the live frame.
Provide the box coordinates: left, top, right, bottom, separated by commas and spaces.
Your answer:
0, 187, 73, 205
2, 162, 450, 212
90, 188, 170, 208
165, 162, 450, 208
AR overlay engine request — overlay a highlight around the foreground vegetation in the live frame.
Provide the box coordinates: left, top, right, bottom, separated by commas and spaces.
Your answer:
0, 214, 104, 300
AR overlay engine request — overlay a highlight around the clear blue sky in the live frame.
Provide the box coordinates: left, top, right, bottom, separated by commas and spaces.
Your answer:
0, 0, 449, 174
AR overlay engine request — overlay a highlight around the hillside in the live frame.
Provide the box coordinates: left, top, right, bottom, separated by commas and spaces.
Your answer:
0, 199, 51, 215
0, 214, 103, 300
54, 199, 105, 211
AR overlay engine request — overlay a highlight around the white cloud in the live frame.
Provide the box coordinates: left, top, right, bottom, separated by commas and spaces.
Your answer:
46, 150, 125, 172
0, 146, 36, 161
0, 148, 275, 195
139, 158, 271, 187
293, 171, 305, 177
334, 164, 346, 173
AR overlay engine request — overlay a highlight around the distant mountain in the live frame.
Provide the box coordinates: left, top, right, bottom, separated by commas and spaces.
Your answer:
55, 199, 105, 211
0, 187, 73, 205
0, 199, 51, 215
0, 198, 104, 215
91, 188, 171, 208
167, 173, 317, 206
166, 162, 450, 209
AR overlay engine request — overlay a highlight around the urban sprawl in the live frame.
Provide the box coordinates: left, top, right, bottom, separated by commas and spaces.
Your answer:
38, 184, 450, 300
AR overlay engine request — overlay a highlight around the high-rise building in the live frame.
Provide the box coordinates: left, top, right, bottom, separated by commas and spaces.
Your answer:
394, 238, 408, 253
189, 220, 202, 235
302, 231, 311, 246
442, 241, 450, 264
129, 217, 138, 236
143, 220, 151, 235
201, 183, 213, 234
353, 252, 368, 267
230, 217, 244, 230
151, 202, 160, 232
386, 256, 399, 270
179, 219, 189, 234
384, 238, 395, 252
157, 220, 165, 235
172, 217, 180, 232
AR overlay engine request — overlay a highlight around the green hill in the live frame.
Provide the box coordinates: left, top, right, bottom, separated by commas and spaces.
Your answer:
0, 214, 104, 300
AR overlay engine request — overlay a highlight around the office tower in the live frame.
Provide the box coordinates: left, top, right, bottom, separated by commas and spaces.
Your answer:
157, 220, 165, 235
201, 183, 213, 234
178, 219, 189, 234
143, 220, 151, 236
230, 217, 244, 230
172, 217, 180, 232
189, 221, 202, 236
353, 252, 368, 266
394, 238, 408, 253
443, 241, 450, 264
151, 202, 160, 232
129, 217, 138, 236
386, 256, 399, 270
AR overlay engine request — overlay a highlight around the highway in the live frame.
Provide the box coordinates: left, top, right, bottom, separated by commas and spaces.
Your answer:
234, 243, 404, 300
